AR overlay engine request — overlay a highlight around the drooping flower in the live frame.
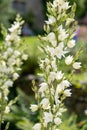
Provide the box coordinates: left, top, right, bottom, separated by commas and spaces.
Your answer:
54, 117, 62, 125
33, 123, 41, 130
47, 32, 57, 47
65, 55, 73, 65
43, 112, 53, 127
63, 89, 71, 97
30, 104, 38, 112
46, 16, 56, 25
56, 71, 64, 80
40, 98, 50, 110
67, 40, 75, 48
38, 82, 48, 97
73, 62, 81, 69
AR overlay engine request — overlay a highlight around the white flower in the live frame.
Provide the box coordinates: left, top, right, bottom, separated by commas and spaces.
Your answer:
15, 58, 21, 66
61, 80, 71, 87
39, 82, 48, 95
3, 88, 9, 100
47, 32, 57, 47
64, 89, 71, 97
65, 55, 73, 65
54, 42, 67, 59
53, 0, 70, 12
55, 80, 71, 94
4, 106, 10, 114
67, 40, 75, 48
13, 73, 19, 80
48, 71, 56, 83
33, 123, 41, 130
5, 80, 13, 87
62, 2, 70, 10
46, 46, 55, 57
3, 52, 8, 59
56, 71, 64, 80
22, 54, 28, 60
44, 58, 50, 65
53, 0, 64, 5
7, 47, 13, 54
56, 84, 64, 94
58, 25, 68, 41
59, 108, 66, 113
8, 57, 16, 65
58, 31, 68, 41
84, 109, 87, 115
39, 60, 44, 69
55, 80, 71, 104
40, 98, 50, 110
51, 58, 57, 71
43, 112, 53, 127
46, 65, 51, 72
5, 34, 11, 41
30, 104, 38, 112
6, 34, 20, 42
1, 61, 6, 66
54, 117, 62, 125
46, 16, 56, 25
14, 50, 21, 57
55, 93, 61, 105
9, 22, 20, 32
56, 111, 62, 116
73, 62, 81, 69
54, 1, 70, 13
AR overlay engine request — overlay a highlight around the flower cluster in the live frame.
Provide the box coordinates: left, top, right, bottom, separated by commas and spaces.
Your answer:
0, 15, 28, 123
30, 0, 81, 130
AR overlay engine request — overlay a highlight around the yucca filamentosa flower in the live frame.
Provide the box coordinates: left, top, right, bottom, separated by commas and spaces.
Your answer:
30, 0, 81, 129
0, 15, 28, 124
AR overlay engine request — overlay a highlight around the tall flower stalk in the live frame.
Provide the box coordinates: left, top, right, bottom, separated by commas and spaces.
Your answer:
30, 0, 81, 130
0, 15, 28, 127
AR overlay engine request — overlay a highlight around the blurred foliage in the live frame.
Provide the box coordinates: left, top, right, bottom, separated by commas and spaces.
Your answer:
0, 0, 15, 27
59, 113, 78, 130
60, 112, 87, 130
21, 37, 43, 75
69, 0, 86, 18
70, 40, 87, 89
0, 0, 15, 39
22, 11, 35, 27
73, 40, 87, 72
